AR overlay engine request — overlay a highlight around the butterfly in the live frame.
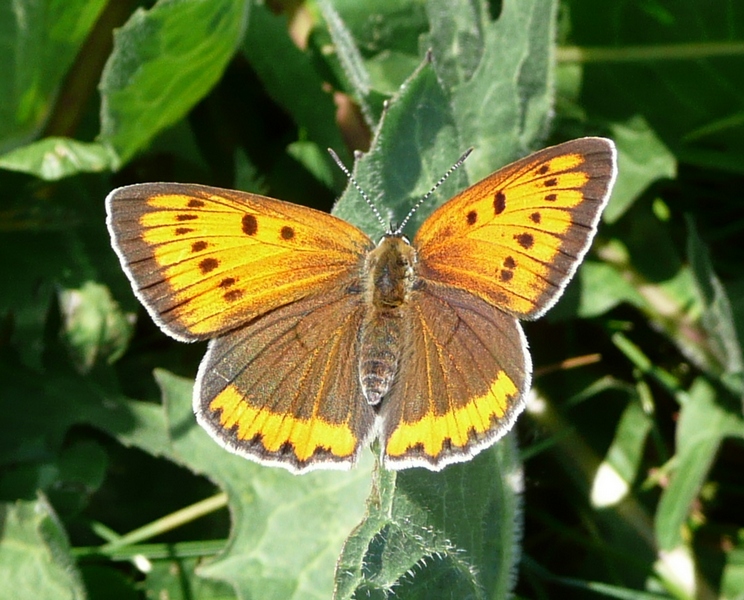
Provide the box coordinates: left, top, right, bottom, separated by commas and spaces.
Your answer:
106, 137, 617, 473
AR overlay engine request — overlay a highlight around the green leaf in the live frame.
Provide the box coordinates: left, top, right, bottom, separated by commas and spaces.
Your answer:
124, 370, 375, 600
567, 0, 744, 173
655, 377, 744, 551
317, 0, 374, 125
720, 539, 744, 600
687, 217, 744, 399
99, 0, 248, 165
0, 0, 106, 151
590, 394, 652, 507
143, 557, 234, 600
242, 4, 347, 168
336, 438, 522, 599
0, 138, 115, 180
59, 281, 134, 373
333, 54, 462, 237
605, 116, 677, 223
0, 496, 87, 600
571, 259, 647, 319
433, 0, 557, 179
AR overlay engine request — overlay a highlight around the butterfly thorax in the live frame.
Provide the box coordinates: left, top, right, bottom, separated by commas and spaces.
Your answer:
359, 235, 417, 406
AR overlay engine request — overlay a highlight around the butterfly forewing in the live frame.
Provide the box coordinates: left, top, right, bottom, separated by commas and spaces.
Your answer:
106, 183, 374, 341
414, 138, 616, 319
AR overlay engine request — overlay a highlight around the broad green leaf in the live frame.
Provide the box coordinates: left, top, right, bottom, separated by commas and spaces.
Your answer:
0, 496, 87, 600
99, 0, 248, 166
333, 55, 463, 237
0, 0, 106, 152
432, 0, 557, 179
571, 260, 647, 319
335, 438, 522, 599
136, 371, 374, 600
0, 138, 115, 180
605, 116, 677, 223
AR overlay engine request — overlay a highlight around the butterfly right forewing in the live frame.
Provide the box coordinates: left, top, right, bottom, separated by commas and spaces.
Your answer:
414, 138, 616, 319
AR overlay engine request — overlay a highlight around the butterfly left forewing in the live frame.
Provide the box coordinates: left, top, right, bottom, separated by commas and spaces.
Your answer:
380, 285, 530, 470
106, 183, 373, 341
414, 137, 616, 319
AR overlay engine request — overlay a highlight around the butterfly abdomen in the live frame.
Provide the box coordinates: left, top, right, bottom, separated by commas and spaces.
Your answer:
359, 235, 417, 405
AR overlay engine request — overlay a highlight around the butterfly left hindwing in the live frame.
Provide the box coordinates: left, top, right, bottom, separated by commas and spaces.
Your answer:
196, 288, 376, 472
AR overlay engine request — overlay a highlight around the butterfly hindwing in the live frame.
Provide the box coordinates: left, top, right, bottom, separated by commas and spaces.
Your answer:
196, 287, 376, 472
380, 285, 530, 470
414, 137, 616, 319
106, 183, 374, 341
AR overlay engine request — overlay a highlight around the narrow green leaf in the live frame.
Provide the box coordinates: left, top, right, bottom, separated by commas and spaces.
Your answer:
655, 377, 744, 551
686, 216, 744, 399
242, 4, 347, 165
0, 138, 115, 180
568, 1, 744, 173
590, 396, 652, 507
720, 540, 744, 600
317, 0, 374, 125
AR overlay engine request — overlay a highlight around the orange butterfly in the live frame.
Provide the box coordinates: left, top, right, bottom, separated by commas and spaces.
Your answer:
106, 137, 616, 473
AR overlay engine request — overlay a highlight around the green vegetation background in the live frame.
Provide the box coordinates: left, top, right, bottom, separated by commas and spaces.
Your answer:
1, 0, 743, 599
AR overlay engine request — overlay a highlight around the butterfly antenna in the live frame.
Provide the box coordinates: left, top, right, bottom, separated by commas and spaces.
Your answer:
394, 147, 473, 235
328, 148, 388, 231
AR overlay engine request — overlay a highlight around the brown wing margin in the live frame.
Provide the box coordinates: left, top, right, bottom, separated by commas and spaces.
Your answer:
195, 290, 376, 473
